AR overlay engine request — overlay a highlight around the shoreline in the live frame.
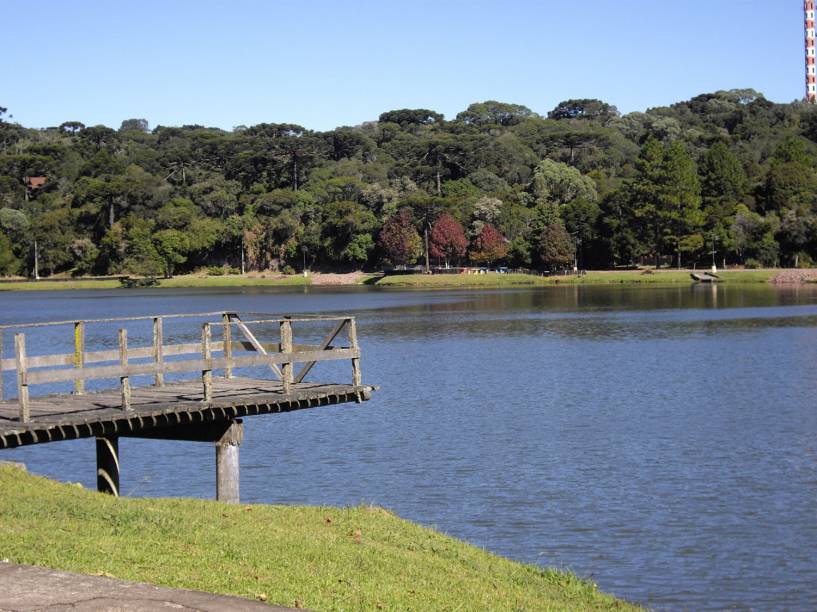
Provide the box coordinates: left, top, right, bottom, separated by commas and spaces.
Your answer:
0, 272, 379, 292
0, 268, 809, 292
0, 465, 639, 610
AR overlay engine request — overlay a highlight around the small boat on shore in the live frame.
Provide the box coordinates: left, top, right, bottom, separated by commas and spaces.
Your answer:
690, 272, 720, 283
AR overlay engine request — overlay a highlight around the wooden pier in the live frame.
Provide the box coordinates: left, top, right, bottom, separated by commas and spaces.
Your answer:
0, 312, 376, 502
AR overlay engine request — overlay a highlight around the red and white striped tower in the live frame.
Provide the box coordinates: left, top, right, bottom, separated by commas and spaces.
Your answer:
806, 1, 816, 102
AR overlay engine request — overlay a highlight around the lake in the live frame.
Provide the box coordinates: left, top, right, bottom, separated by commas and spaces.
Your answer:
2, 284, 816, 610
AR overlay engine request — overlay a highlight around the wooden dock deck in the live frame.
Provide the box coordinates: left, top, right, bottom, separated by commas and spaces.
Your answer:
0, 377, 372, 450
0, 311, 376, 501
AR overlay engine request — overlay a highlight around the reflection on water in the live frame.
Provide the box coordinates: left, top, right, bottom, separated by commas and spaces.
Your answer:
2, 284, 817, 610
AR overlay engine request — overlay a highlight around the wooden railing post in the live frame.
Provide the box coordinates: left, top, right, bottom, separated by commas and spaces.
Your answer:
73, 321, 85, 395
222, 313, 233, 379
119, 328, 131, 411
348, 318, 362, 388
202, 323, 212, 402
0, 330, 4, 402
280, 318, 293, 394
152, 317, 164, 387
14, 333, 30, 422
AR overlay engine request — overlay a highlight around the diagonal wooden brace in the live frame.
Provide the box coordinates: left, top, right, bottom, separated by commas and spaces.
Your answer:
230, 315, 284, 381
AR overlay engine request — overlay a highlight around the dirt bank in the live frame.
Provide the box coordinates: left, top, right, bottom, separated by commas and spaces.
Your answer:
309, 272, 376, 285
769, 269, 817, 284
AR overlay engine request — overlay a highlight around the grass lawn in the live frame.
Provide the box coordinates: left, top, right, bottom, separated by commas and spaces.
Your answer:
157, 274, 310, 288
0, 279, 125, 291
0, 275, 311, 291
0, 269, 781, 292
376, 269, 778, 288
0, 465, 637, 611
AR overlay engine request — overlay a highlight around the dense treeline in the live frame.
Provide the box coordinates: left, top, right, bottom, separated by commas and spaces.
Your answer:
2, 89, 817, 277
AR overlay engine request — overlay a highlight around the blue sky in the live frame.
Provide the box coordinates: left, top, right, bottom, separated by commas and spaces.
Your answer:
0, 0, 805, 131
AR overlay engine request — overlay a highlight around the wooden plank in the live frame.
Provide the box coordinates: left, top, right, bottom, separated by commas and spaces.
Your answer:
4, 348, 151, 371
14, 333, 29, 423
0, 340, 233, 374
25, 348, 359, 385
0, 342, 294, 372
119, 329, 131, 411
229, 341, 315, 353
0, 311, 230, 331
230, 316, 347, 325
125, 419, 242, 442
231, 348, 358, 368
162, 342, 221, 357
294, 318, 347, 383
232, 317, 284, 380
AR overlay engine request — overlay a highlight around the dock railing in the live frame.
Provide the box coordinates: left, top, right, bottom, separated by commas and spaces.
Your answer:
0, 312, 362, 423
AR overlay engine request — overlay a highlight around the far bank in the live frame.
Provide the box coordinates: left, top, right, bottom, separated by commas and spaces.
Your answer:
0, 268, 812, 292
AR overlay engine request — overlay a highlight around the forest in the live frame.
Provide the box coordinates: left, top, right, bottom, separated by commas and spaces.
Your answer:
2, 89, 817, 277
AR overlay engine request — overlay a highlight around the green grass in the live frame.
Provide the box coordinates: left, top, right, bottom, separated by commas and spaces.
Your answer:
376, 273, 558, 288
0, 465, 637, 611
0, 275, 311, 291
157, 275, 310, 288
0, 269, 780, 292
376, 269, 778, 288
714, 270, 779, 283
0, 279, 124, 291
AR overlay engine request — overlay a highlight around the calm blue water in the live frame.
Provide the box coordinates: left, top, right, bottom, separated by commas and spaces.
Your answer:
2, 284, 817, 610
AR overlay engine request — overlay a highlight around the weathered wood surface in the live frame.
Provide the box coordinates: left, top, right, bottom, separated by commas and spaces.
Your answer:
0, 376, 375, 449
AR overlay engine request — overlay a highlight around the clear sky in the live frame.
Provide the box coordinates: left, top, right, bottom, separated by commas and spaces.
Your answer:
0, 0, 805, 131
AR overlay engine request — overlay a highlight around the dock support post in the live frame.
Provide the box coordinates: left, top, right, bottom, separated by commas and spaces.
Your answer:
96, 436, 120, 496
216, 419, 243, 503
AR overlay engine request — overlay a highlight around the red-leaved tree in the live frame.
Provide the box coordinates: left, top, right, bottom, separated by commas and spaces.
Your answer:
469, 223, 508, 265
378, 208, 422, 265
430, 213, 467, 267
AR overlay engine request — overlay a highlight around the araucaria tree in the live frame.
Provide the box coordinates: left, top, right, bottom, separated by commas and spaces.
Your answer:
630, 137, 702, 268
430, 213, 467, 267
378, 208, 422, 265
469, 224, 508, 265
